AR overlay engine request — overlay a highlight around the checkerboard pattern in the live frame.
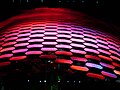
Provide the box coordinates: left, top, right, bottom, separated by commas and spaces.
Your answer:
0, 21, 120, 80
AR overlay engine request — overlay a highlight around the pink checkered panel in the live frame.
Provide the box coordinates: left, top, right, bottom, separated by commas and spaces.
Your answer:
0, 21, 120, 80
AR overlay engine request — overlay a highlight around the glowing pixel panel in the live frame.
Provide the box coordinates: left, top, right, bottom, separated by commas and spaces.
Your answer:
86, 63, 103, 69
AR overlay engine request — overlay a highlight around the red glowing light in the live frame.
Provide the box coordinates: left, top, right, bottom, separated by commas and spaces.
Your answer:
0, 62, 11, 67
86, 73, 105, 80
99, 55, 112, 61
55, 59, 73, 64
55, 51, 72, 56
10, 56, 26, 61
0, 8, 120, 81
70, 65, 89, 71
85, 55, 100, 61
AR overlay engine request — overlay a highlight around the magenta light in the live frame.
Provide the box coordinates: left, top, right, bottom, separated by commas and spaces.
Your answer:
44, 32, 57, 35
56, 45, 72, 49
100, 62, 115, 69
57, 34, 71, 38
30, 34, 44, 37
71, 34, 84, 38
27, 44, 43, 48
0, 7, 120, 81
45, 29, 56, 31
83, 34, 96, 39
0, 47, 15, 52
71, 43, 85, 48
42, 42, 57, 45
109, 50, 120, 57
16, 38, 30, 42
5, 33, 18, 37
97, 43, 109, 49
19, 30, 31, 33
71, 57, 87, 62
70, 49, 86, 54
43, 37, 57, 39
97, 49, 111, 55
2, 42, 16, 47
110, 55, 120, 61
56, 39, 72, 43
84, 48, 99, 54
14, 43, 29, 47
101, 71, 117, 78
57, 30, 71, 34
18, 33, 30, 37
12, 49, 28, 53
28, 39, 44, 42
97, 39, 108, 45
108, 41, 119, 48
71, 30, 83, 34
96, 36, 107, 41
84, 43, 98, 48
41, 48, 57, 51
4, 37, 17, 42
0, 54, 13, 59
25, 51, 42, 55
31, 30, 45, 33
84, 38, 97, 43
71, 38, 84, 43
108, 45, 119, 52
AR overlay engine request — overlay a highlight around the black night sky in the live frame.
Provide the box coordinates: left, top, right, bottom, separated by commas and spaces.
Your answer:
0, 0, 119, 38
0, 0, 119, 25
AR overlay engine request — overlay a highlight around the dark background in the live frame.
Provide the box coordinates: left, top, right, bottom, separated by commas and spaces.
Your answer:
0, 0, 119, 27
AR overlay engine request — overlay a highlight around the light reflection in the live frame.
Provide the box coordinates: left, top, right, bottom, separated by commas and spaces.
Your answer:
86, 63, 103, 69
101, 71, 117, 78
